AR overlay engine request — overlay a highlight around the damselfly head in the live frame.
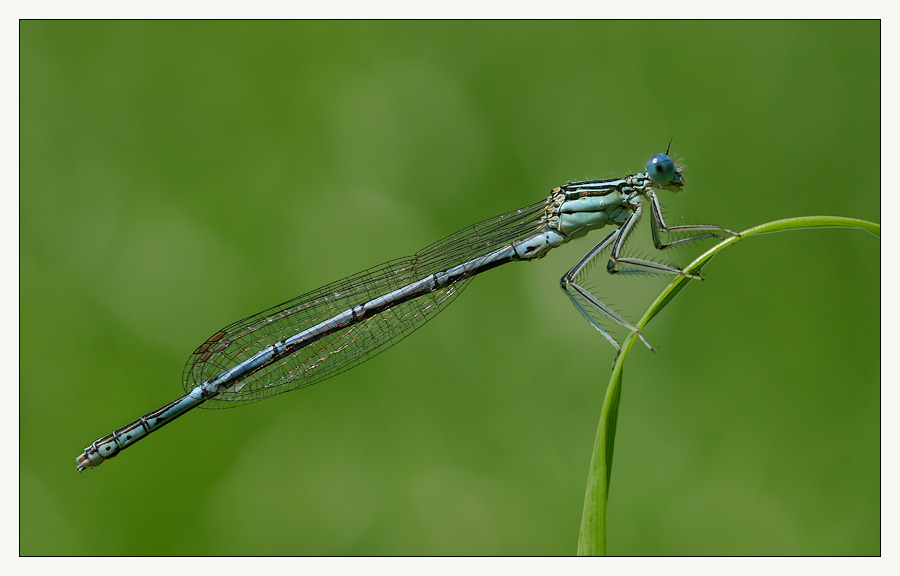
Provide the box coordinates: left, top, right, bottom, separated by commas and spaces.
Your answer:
646, 153, 685, 190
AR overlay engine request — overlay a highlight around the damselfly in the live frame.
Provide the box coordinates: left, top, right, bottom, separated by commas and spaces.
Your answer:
76, 151, 736, 472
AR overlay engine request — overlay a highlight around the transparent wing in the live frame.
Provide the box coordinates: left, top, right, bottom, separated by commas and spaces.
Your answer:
183, 199, 548, 408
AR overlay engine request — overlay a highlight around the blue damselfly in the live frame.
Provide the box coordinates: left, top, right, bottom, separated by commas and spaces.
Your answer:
76, 151, 736, 472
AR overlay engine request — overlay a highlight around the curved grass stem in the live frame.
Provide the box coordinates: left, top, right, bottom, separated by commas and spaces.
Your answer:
575, 215, 880, 556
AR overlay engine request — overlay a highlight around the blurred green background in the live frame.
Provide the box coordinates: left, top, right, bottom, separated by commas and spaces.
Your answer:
21, 21, 879, 556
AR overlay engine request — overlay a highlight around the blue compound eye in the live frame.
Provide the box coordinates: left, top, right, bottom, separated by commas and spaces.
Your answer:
646, 153, 675, 185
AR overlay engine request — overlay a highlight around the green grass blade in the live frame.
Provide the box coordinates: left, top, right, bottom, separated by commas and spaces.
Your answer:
575, 215, 880, 556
